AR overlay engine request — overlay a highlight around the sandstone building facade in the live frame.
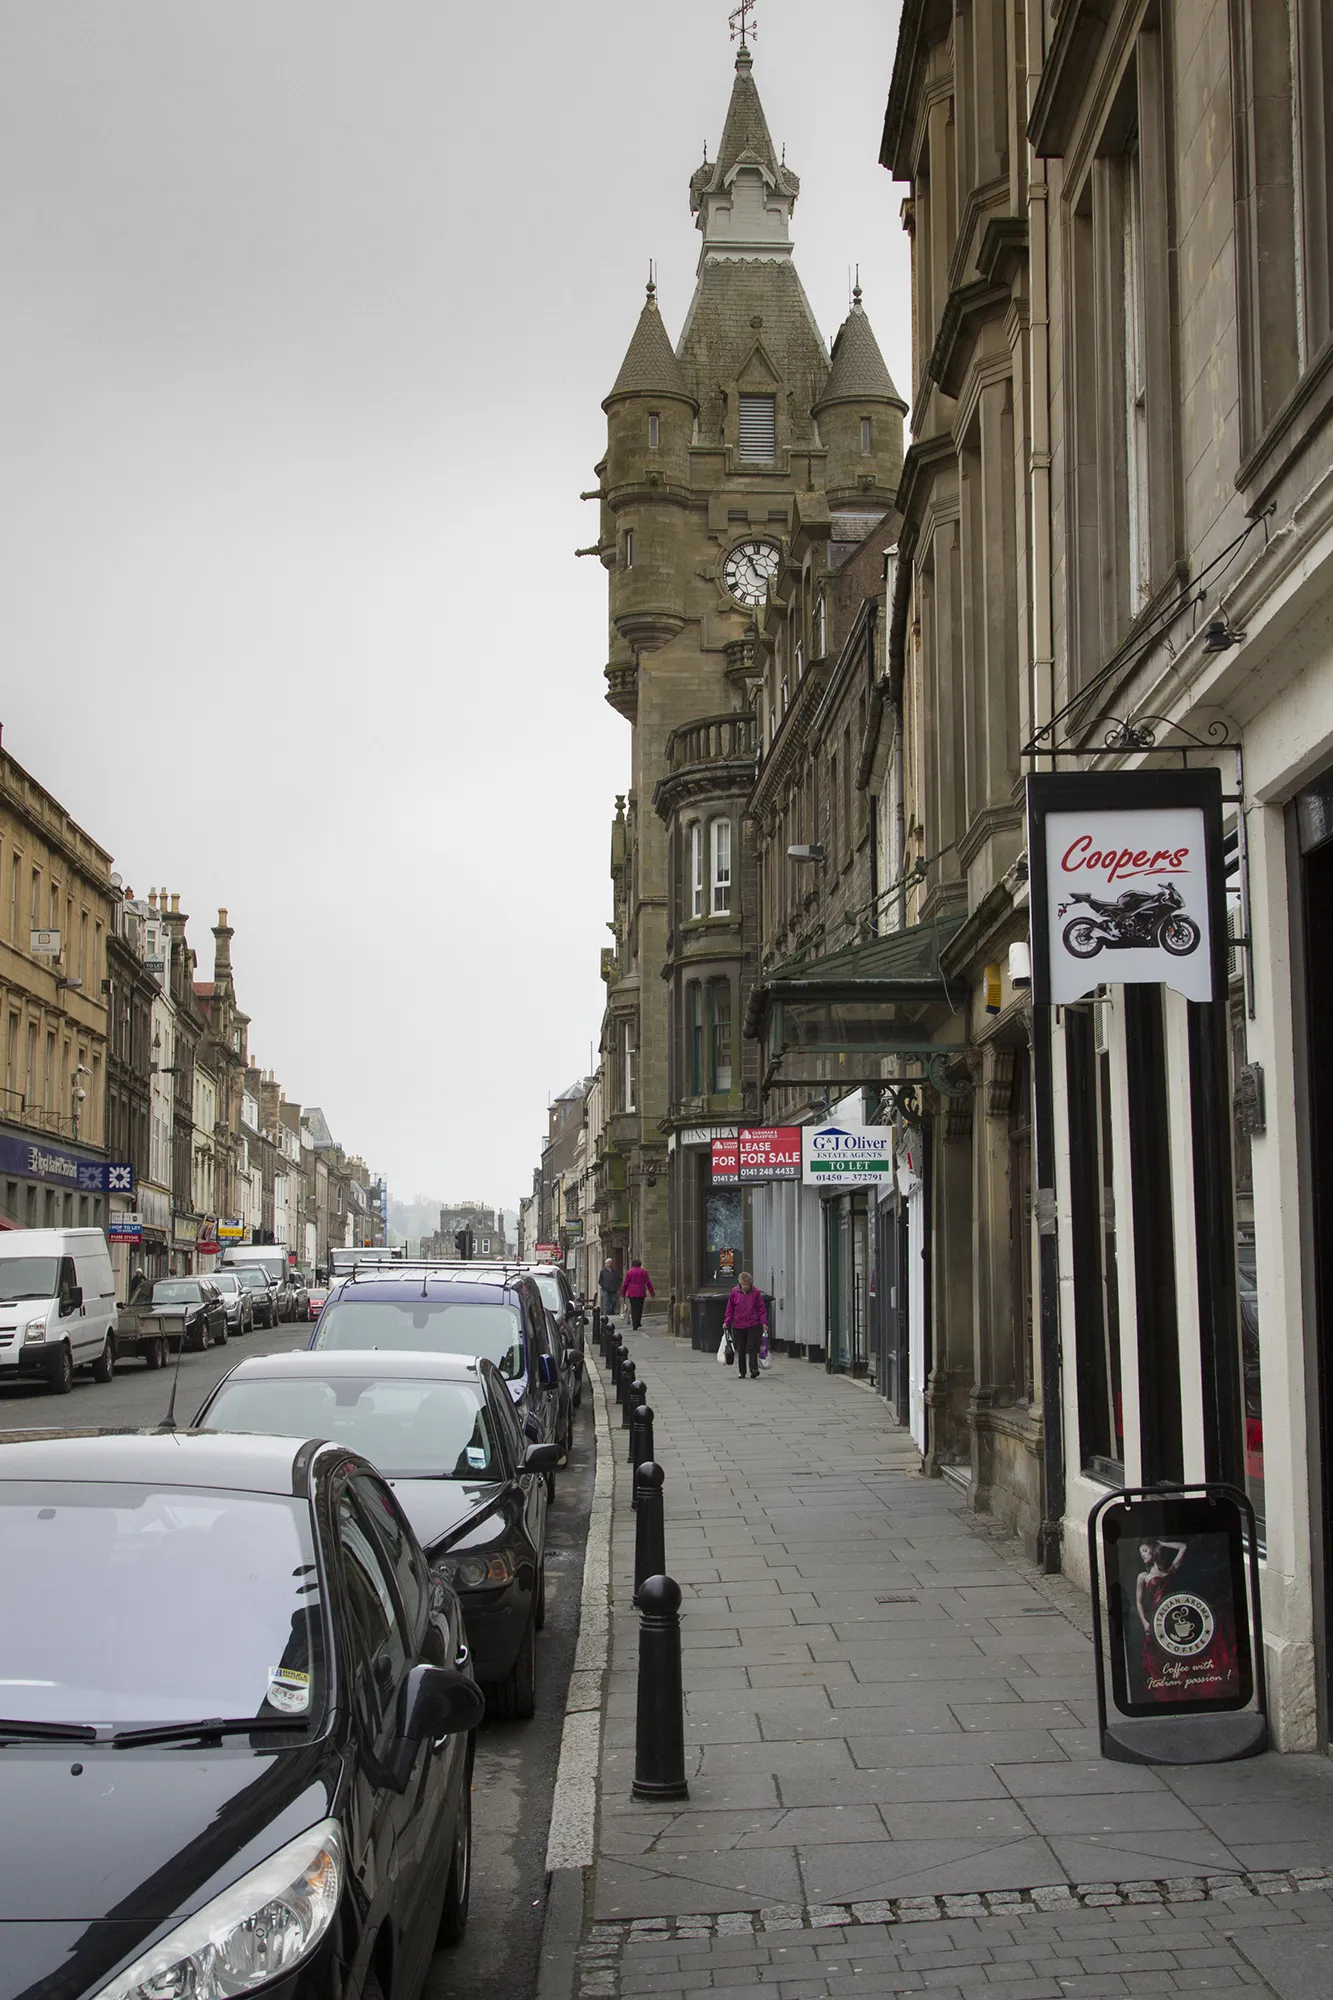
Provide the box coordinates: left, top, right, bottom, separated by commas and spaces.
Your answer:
594, 35, 903, 1329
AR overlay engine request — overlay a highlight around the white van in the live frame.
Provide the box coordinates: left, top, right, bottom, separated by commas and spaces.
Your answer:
0, 1228, 118, 1393
218, 1245, 288, 1287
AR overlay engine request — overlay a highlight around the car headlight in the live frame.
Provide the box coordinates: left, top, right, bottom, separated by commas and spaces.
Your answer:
24, 1317, 46, 1342
94, 1818, 343, 2000
440, 1544, 512, 1592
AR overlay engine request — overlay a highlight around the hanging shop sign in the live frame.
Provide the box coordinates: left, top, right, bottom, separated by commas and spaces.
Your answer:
1027, 770, 1226, 1006
1088, 1484, 1267, 1764
738, 1127, 801, 1181
108, 1213, 144, 1241
711, 1128, 802, 1184
802, 1120, 895, 1189
218, 1220, 246, 1241
534, 1242, 559, 1260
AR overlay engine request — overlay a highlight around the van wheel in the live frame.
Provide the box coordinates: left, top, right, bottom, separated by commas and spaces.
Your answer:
48, 1344, 73, 1395
91, 1337, 115, 1384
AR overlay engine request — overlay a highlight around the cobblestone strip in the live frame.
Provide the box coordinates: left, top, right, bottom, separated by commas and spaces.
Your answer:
577, 1864, 1333, 1950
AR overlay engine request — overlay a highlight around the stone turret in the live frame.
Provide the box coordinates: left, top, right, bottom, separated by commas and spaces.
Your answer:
603, 280, 697, 653
813, 286, 907, 507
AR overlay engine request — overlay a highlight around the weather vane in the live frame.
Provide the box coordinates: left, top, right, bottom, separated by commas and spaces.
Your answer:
729, 0, 757, 48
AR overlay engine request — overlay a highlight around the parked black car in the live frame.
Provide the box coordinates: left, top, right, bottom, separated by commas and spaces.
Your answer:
232, 1263, 281, 1328
0, 1428, 484, 2000
147, 1277, 227, 1350
194, 1350, 558, 1719
310, 1268, 566, 1497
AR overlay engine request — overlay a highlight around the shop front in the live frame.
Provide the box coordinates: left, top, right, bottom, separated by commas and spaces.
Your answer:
0, 1129, 130, 1237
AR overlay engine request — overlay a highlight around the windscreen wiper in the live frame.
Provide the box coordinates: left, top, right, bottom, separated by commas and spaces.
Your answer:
112, 1716, 308, 1748
0, 1718, 98, 1741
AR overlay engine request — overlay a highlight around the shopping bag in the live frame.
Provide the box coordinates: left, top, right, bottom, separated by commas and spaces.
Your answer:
759, 1330, 771, 1369
717, 1329, 734, 1365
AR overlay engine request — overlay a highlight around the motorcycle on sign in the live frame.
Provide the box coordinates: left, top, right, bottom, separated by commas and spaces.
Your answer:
1057, 878, 1201, 960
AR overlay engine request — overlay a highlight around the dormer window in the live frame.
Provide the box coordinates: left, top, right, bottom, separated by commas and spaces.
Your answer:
648, 412, 661, 449
739, 394, 776, 463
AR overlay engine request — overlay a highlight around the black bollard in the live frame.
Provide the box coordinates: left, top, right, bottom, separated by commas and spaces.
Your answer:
626, 1381, 647, 1457
629, 1402, 655, 1486
634, 1461, 666, 1600
633, 1575, 688, 1801
609, 1336, 623, 1391
617, 1355, 635, 1409
620, 1372, 639, 1427
591, 1305, 602, 1356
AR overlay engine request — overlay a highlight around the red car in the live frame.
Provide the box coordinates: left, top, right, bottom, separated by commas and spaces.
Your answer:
306, 1284, 330, 1322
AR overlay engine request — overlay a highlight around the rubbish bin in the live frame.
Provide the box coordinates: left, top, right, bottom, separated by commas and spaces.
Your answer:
689, 1290, 729, 1355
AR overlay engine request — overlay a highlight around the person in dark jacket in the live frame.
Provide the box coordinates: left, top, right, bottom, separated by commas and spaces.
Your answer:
620, 1258, 655, 1330
724, 1271, 767, 1380
127, 1266, 151, 1305
598, 1259, 620, 1320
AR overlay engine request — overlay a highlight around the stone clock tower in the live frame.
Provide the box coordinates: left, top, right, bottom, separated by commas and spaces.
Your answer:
592, 31, 903, 1325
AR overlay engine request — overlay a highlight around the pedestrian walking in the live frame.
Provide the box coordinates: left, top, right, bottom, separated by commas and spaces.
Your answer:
621, 1257, 655, 1331
724, 1271, 767, 1381
598, 1258, 620, 1321
128, 1266, 151, 1305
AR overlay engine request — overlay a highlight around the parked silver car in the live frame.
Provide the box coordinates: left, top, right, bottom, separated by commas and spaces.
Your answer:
208, 1270, 254, 1335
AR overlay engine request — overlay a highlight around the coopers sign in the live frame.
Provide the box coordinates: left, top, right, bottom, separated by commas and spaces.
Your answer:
1027, 770, 1226, 1007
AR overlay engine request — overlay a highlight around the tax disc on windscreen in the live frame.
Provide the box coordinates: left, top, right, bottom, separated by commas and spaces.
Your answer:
266, 1667, 311, 1714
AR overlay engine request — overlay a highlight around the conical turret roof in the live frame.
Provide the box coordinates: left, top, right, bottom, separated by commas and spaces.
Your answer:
690, 44, 799, 214
604, 283, 695, 406
815, 290, 905, 411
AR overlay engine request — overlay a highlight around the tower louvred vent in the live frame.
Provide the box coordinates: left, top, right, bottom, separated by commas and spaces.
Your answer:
739, 394, 776, 461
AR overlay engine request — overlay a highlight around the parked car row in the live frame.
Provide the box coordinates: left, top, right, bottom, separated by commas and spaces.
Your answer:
0, 1426, 484, 1997
0, 1228, 328, 1394
0, 1246, 593, 1994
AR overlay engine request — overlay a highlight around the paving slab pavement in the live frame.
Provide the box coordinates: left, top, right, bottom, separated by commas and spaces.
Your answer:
564, 1332, 1333, 1997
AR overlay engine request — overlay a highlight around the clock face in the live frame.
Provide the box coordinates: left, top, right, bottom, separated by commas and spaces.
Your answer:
722, 538, 781, 608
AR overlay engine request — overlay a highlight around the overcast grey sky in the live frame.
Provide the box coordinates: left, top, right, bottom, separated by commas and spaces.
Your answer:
0, 0, 910, 1209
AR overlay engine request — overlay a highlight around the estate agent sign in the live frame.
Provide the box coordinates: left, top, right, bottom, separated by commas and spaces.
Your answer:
802, 1120, 895, 1189
712, 1128, 804, 1185
1027, 769, 1226, 1006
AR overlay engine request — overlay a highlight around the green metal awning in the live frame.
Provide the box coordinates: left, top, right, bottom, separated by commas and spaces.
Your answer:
745, 914, 968, 1085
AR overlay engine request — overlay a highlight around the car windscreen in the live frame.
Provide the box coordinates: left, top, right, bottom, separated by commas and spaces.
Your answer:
532, 1274, 566, 1315
211, 1274, 240, 1294
234, 1269, 270, 1290
0, 1482, 324, 1727
205, 1376, 502, 1479
314, 1299, 526, 1378
152, 1281, 203, 1305
0, 1258, 59, 1303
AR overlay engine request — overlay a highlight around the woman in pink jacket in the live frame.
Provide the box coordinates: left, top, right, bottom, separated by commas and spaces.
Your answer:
724, 1272, 768, 1381
620, 1257, 655, 1330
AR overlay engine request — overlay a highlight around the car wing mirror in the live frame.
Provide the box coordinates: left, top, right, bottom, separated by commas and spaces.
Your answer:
66, 1286, 83, 1313
523, 1442, 561, 1474
384, 1664, 485, 1790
